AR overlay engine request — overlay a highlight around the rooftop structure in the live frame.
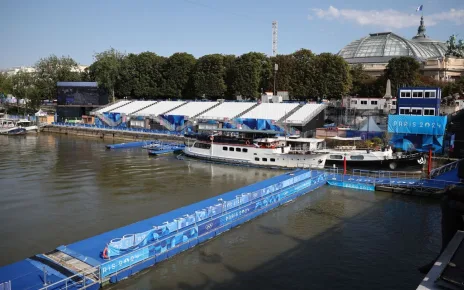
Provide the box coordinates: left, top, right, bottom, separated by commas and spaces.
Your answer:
338, 17, 464, 81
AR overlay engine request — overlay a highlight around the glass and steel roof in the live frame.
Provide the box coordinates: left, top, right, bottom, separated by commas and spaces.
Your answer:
338, 32, 439, 62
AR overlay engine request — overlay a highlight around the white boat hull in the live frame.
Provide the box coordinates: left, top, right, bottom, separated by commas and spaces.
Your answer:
184, 143, 328, 169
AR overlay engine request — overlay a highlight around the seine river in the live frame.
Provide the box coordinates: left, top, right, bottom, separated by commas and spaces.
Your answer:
0, 133, 441, 290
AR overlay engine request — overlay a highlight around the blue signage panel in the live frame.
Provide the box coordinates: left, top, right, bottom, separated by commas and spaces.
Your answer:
388, 115, 447, 135
100, 247, 150, 278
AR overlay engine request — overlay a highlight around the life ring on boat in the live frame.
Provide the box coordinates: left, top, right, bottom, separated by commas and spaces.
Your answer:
246, 140, 250, 145
210, 136, 214, 141
102, 247, 109, 259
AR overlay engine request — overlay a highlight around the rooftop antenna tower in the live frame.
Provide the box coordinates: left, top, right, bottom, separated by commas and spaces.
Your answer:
272, 21, 278, 56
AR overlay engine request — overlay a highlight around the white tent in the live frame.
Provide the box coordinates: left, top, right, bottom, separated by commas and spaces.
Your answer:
35, 109, 47, 117
359, 116, 382, 132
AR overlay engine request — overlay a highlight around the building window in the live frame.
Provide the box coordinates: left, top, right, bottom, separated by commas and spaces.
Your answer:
255, 157, 259, 161
411, 108, 423, 115
262, 158, 268, 162
236, 148, 241, 152
392, 101, 397, 105
229, 147, 234, 151
243, 148, 248, 153
412, 91, 423, 98
371, 100, 378, 105
270, 158, 276, 162
223, 146, 227, 151
399, 107, 411, 115
423, 108, 435, 116
351, 100, 357, 105
400, 91, 411, 98
424, 91, 436, 98
361, 100, 367, 105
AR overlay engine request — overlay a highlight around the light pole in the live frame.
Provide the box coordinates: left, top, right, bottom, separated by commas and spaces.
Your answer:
273, 63, 278, 96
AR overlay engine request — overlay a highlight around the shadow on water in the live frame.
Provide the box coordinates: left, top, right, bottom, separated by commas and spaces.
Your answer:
111, 188, 441, 290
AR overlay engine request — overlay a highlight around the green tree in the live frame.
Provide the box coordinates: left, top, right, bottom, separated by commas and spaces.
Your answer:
80, 67, 94, 82
162, 52, 196, 98
90, 48, 125, 102
192, 54, 227, 98
291, 49, 316, 99
232, 52, 269, 99
0, 72, 13, 95
11, 70, 40, 108
384, 56, 421, 93
312, 53, 351, 99
34, 55, 81, 100
133, 52, 165, 99
116, 53, 138, 98
269, 54, 295, 96
349, 64, 385, 97
223, 54, 237, 99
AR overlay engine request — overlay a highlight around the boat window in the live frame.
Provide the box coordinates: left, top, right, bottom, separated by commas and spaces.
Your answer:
262, 158, 267, 162
229, 147, 234, 151
255, 157, 260, 161
243, 148, 248, 153
350, 155, 364, 160
329, 155, 343, 159
194, 142, 211, 149
236, 148, 241, 152
223, 146, 227, 151
254, 153, 257, 155
270, 158, 276, 162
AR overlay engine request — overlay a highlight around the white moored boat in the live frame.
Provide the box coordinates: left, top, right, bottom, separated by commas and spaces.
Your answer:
183, 129, 328, 169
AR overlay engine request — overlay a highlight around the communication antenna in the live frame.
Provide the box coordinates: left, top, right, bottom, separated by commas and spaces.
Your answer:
272, 21, 278, 56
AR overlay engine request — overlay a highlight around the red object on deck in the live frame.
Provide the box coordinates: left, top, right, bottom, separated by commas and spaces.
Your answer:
428, 148, 432, 178
343, 155, 347, 175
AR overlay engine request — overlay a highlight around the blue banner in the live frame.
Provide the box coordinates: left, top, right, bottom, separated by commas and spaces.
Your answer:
388, 115, 447, 135
101, 247, 150, 278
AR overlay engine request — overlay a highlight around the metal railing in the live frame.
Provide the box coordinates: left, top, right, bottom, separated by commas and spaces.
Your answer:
430, 159, 462, 179
38, 264, 101, 290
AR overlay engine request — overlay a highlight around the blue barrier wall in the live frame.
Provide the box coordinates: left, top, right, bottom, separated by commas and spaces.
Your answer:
98, 170, 326, 280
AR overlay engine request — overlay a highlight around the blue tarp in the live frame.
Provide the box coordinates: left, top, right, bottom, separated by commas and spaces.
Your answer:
235, 118, 284, 132
388, 115, 447, 135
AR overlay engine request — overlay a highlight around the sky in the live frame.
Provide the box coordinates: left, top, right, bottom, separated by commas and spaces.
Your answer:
1, 0, 463, 69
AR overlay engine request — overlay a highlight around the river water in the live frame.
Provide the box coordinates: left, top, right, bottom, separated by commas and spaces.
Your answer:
0, 134, 441, 290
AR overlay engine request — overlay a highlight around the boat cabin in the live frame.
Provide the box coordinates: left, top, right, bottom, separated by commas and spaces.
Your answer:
0, 119, 16, 128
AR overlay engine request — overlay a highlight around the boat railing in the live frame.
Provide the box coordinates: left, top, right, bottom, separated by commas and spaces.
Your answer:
430, 159, 462, 179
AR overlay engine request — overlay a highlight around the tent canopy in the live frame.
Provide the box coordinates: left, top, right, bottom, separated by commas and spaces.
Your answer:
359, 116, 383, 132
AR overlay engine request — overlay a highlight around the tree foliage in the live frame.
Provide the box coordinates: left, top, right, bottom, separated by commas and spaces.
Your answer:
291, 49, 316, 98
269, 54, 295, 95
89, 48, 125, 101
34, 55, 81, 100
232, 52, 269, 99
192, 54, 227, 98
162, 52, 196, 98
384, 56, 421, 93
11, 70, 40, 107
0, 72, 13, 95
312, 53, 351, 99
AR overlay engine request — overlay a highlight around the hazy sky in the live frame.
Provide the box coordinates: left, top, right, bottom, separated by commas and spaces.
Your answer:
1, 0, 463, 68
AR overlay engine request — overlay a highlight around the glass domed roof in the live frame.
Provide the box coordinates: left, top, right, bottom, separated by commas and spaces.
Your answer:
410, 16, 447, 57
338, 32, 438, 62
